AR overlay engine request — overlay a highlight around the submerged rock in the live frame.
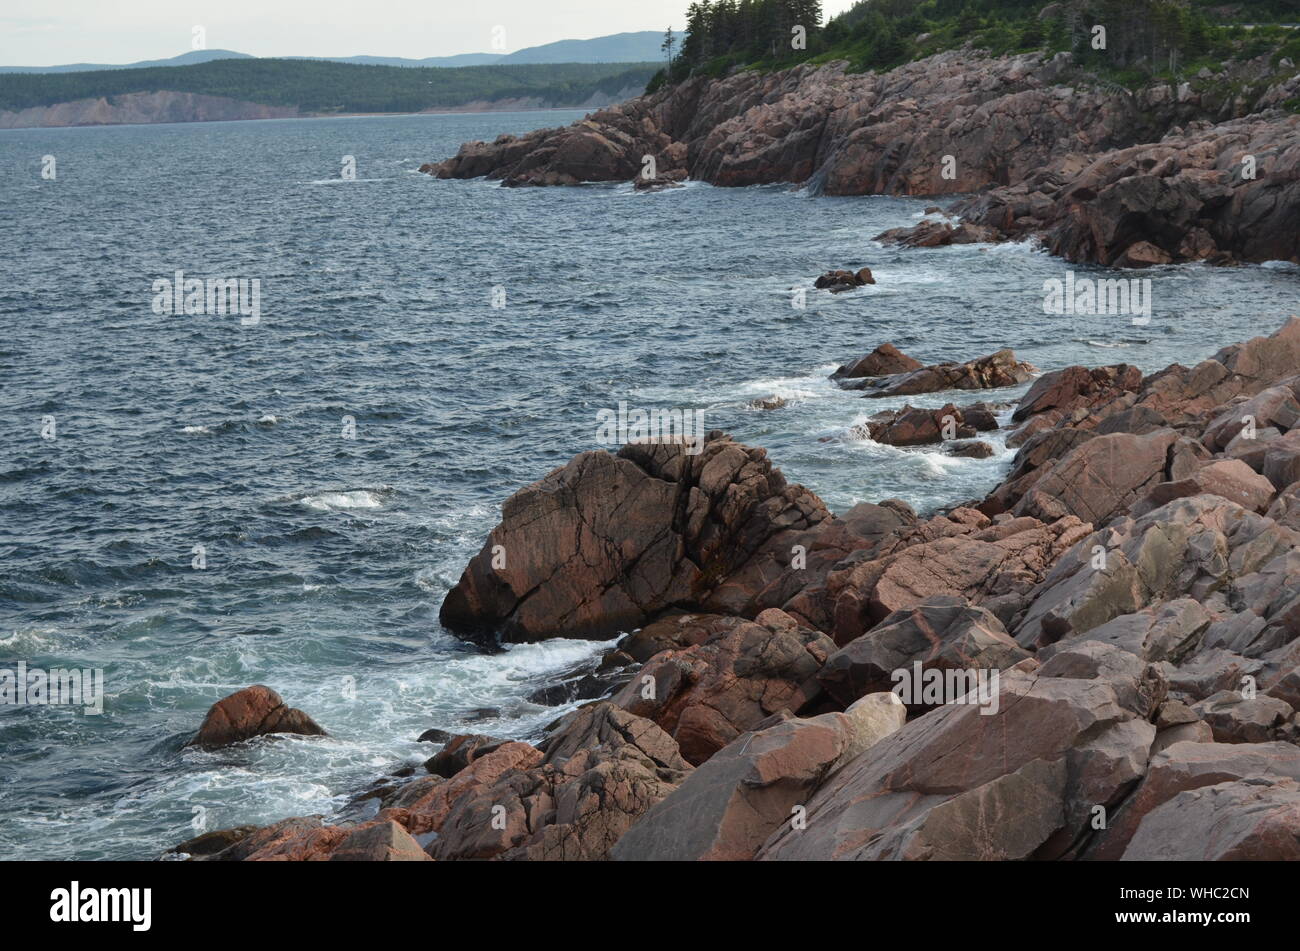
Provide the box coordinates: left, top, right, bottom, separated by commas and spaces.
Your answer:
814, 267, 875, 290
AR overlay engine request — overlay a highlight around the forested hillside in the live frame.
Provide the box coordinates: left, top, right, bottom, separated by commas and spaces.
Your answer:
0, 59, 658, 114
651, 0, 1300, 89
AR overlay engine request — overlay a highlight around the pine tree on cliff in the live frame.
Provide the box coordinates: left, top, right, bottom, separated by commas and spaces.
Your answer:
662, 27, 677, 70
789, 0, 824, 36
683, 2, 713, 65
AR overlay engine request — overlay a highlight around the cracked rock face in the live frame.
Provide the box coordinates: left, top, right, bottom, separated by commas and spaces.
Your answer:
610, 709, 849, 862
438, 432, 830, 644
426, 703, 692, 861
823, 508, 1092, 644
1013, 494, 1300, 653
610, 609, 834, 766
1120, 777, 1300, 861
756, 663, 1156, 861
945, 114, 1300, 267
818, 595, 1032, 709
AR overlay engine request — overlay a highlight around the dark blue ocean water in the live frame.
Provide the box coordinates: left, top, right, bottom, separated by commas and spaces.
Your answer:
0, 109, 1296, 859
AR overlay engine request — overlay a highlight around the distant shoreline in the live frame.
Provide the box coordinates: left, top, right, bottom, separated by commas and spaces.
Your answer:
0, 97, 609, 132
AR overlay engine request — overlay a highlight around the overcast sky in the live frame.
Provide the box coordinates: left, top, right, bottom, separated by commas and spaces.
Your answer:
1, 1, 863, 66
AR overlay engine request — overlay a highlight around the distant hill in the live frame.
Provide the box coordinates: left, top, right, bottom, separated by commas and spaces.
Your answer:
500, 32, 666, 64
0, 49, 254, 74
0, 31, 666, 74
315, 53, 505, 68
0, 58, 658, 126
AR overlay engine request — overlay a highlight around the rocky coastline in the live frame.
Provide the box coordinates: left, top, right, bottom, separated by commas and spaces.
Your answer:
421, 49, 1300, 267
173, 315, 1300, 861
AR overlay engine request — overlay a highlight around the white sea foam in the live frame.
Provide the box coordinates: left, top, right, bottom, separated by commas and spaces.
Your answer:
298, 490, 386, 511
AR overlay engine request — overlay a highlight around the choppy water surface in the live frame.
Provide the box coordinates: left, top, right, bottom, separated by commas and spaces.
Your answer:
0, 109, 1296, 859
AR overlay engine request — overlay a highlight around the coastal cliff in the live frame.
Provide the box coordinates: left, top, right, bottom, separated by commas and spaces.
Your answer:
0, 85, 648, 129
0, 91, 301, 128
423, 50, 1300, 266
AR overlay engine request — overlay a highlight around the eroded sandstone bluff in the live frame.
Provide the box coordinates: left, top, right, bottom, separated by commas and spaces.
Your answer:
175, 316, 1300, 861
422, 50, 1300, 266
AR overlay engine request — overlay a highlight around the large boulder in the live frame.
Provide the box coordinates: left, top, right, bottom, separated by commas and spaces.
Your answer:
1013, 429, 1179, 527
1200, 384, 1300, 452
328, 821, 431, 862
1129, 458, 1277, 516
612, 693, 906, 861
611, 710, 849, 861
186, 685, 326, 750
1086, 740, 1300, 859
832, 343, 921, 381
1266, 480, 1300, 531
381, 741, 545, 836
1038, 599, 1211, 664
1263, 430, 1300, 491
1011, 364, 1142, 423
423, 733, 507, 778
439, 433, 830, 644
817, 595, 1031, 708
757, 664, 1156, 860
427, 703, 691, 861
1191, 690, 1299, 744
1122, 779, 1300, 861
862, 403, 973, 446
611, 609, 834, 765
826, 510, 1092, 644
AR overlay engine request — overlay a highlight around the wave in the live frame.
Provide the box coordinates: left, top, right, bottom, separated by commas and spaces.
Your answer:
296, 489, 389, 512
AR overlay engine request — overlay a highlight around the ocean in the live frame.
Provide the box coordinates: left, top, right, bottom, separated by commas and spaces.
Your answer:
0, 108, 1296, 859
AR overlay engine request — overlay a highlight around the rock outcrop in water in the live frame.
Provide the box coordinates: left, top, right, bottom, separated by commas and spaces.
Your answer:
843, 348, 1037, 397
179, 317, 1300, 861
423, 49, 1300, 266
186, 685, 326, 750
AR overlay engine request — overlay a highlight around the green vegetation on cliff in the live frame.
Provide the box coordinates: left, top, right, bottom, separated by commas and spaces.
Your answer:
0, 59, 659, 115
650, 0, 1300, 91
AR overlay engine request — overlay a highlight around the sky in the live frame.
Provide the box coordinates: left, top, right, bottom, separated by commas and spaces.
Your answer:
0, 1, 864, 66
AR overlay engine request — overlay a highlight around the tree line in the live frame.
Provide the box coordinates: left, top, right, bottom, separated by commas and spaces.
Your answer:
648, 0, 1300, 89
672, 1, 826, 73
